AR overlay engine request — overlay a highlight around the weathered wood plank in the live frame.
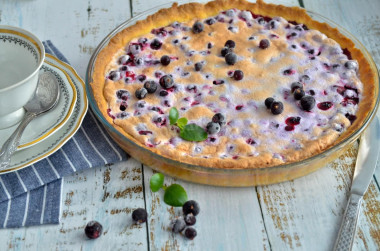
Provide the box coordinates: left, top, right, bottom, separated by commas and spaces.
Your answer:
258, 143, 379, 250
0, 0, 132, 78
303, 0, 380, 185
302, 1, 380, 249
0, 160, 147, 251
254, 0, 380, 249
143, 166, 271, 251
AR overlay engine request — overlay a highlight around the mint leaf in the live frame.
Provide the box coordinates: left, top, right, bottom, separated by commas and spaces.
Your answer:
164, 184, 188, 207
169, 107, 179, 125
150, 173, 164, 192
180, 124, 208, 142
176, 117, 188, 130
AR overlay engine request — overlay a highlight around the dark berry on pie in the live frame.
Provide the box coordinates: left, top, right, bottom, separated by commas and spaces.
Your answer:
120, 104, 127, 111
286, 116, 301, 126
213, 79, 225, 85
246, 138, 256, 145
300, 75, 311, 82
130, 43, 142, 54
225, 40, 236, 48
205, 18, 216, 25
136, 100, 145, 108
194, 62, 203, 71
108, 71, 120, 81
171, 218, 186, 233
287, 32, 297, 39
285, 125, 294, 131
270, 101, 284, 115
137, 74, 146, 82
291, 82, 303, 93
259, 39, 270, 49
159, 75, 174, 89
132, 208, 148, 224
345, 113, 357, 124
293, 88, 305, 100
221, 47, 233, 57
225, 52, 237, 65
233, 70, 244, 80
144, 80, 158, 93
300, 95, 316, 111
84, 221, 103, 239
183, 200, 200, 216
118, 55, 129, 65
283, 69, 295, 75
160, 55, 171, 66
344, 60, 358, 70
317, 101, 333, 110
257, 17, 266, 24
212, 113, 226, 126
308, 49, 315, 55
116, 90, 130, 100
150, 39, 162, 50
184, 227, 197, 240
192, 21, 204, 33
119, 65, 129, 71
269, 20, 278, 29
309, 89, 315, 96
206, 122, 221, 134
159, 90, 169, 96
135, 88, 148, 99
186, 85, 197, 92
265, 97, 275, 109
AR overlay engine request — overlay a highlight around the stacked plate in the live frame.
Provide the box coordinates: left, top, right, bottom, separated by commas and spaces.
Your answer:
0, 54, 88, 174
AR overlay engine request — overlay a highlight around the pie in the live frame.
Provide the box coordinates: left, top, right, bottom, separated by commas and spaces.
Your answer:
91, 0, 376, 169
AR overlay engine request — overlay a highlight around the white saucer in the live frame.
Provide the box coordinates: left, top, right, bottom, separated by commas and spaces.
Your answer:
0, 60, 76, 150
0, 54, 88, 174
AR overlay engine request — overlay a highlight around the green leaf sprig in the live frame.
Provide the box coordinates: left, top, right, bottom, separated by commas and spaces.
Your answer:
150, 173, 188, 207
169, 107, 207, 142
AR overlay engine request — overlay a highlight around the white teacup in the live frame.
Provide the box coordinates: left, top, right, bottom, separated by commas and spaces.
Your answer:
0, 25, 45, 129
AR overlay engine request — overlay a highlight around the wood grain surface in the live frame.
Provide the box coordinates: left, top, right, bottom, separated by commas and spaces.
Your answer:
0, 0, 379, 250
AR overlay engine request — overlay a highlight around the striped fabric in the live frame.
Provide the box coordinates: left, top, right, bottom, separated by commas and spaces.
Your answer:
0, 41, 128, 228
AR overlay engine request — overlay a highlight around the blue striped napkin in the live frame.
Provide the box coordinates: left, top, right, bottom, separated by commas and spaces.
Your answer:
0, 41, 129, 228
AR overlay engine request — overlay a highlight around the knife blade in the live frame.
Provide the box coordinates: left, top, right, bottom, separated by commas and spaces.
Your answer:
333, 115, 380, 251
351, 116, 380, 196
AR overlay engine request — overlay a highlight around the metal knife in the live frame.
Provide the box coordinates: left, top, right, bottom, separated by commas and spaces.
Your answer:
333, 115, 380, 251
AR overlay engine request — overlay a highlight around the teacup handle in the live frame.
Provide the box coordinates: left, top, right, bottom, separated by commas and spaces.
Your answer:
0, 112, 36, 170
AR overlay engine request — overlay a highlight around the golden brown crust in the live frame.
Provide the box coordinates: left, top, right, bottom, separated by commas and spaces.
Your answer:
91, 0, 377, 169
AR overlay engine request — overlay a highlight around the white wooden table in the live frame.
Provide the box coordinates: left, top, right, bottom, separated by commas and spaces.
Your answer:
1, 0, 380, 250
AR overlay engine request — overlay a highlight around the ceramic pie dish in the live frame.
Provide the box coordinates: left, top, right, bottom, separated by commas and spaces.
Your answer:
86, 0, 380, 186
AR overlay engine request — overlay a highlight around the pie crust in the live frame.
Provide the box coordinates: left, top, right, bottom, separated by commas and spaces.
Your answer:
91, 0, 376, 169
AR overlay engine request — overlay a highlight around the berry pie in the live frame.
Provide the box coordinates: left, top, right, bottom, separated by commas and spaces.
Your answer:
91, 0, 376, 169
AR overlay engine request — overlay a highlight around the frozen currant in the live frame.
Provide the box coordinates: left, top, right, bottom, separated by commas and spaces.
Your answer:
84, 221, 103, 239
271, 101, 284, 115
171, 218, 186, 233
184, 227, 197, 240
184, 214, 196, 226
132, 208, 148, 224
183, 200, 200, 216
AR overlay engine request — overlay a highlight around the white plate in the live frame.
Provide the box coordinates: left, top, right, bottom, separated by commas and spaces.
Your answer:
0, 60, 76, 150
0, 54, 88, 174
